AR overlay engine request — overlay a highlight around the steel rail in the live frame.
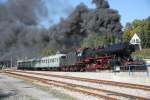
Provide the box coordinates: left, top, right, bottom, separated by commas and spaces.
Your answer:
6, 71, 117, 100
11, 70, 150, 91
5, 71, 150, 100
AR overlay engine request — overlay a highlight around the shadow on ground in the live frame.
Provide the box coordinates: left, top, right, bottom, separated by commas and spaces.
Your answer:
0, 91, 16, 99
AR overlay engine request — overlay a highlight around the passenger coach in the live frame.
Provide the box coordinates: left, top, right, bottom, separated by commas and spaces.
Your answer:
17, 53, 66, 70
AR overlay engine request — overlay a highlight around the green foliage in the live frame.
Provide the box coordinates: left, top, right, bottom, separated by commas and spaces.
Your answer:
40, 48, 56, 56
123, 17, 150, 48
81, 33, 116, 48
131, 48, 150, 59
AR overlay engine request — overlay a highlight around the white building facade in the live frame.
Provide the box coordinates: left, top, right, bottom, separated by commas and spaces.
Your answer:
130, 33, 142, 50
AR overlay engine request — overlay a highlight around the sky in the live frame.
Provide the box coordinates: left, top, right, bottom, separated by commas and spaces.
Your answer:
0, 0, 149, 28
44, 0, 150, 27
108, 0, 150, 26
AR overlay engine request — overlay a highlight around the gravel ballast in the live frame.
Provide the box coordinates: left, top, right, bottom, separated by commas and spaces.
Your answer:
0, 73, 99, 100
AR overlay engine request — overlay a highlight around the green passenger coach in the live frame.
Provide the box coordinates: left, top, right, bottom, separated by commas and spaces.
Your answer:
17, 54, 66, 70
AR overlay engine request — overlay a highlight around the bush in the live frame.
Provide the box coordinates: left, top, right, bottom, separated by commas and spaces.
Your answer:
131, 48, 150, 59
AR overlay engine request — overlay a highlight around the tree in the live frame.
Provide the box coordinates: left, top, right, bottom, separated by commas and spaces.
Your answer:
80, 33, 116, 48
123, 17, 150, 48
40, 48, 56, 56
123, 23, 133, 42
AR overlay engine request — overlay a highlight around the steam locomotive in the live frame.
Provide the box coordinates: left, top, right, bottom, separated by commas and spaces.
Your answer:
17, 42, 134, 71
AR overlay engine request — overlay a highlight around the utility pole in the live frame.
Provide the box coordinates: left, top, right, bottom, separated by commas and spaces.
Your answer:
11, 56, 13, 68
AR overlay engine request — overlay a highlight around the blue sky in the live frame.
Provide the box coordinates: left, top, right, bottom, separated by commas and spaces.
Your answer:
74, 0, 150, 26
45, 0, 150, 27
108, 0, 150, 26
0, 0, 6, 3
0, 0, 150, 27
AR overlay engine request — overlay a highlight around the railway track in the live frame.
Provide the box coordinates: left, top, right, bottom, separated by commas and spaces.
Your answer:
5, 70, 150, 100
10, 70, 150, 91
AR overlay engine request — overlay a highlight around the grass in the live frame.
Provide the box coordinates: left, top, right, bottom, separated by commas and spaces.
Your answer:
132, 48, 150, 59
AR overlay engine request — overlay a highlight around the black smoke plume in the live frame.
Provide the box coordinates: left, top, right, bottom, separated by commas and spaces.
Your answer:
0, 0, 122, 62
0, 0, 48, 61
48, 0, 122, 50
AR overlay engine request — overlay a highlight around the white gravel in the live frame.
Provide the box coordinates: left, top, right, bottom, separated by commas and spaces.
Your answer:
30, 71, 150, 86
0, 73, 100, 100
13, 72, 150, 99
